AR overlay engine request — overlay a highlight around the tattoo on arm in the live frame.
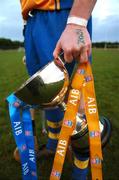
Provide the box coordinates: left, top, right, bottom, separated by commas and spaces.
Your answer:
75, 29, 85, 45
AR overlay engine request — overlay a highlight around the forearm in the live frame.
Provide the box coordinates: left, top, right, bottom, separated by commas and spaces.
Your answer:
54, 0, 95, 63
69, 0, 97, 20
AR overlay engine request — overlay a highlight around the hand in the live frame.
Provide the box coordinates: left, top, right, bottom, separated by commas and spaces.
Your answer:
53, 24, 91, 63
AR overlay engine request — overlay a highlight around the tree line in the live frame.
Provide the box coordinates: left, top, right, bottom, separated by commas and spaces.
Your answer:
0, 38, 24, 50
92, 42, 119, 49
0, 38, 119, 50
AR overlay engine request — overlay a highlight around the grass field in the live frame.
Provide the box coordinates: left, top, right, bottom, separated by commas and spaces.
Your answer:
0, 49, 119, 180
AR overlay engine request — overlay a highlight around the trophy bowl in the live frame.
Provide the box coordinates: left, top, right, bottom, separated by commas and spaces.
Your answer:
15, 60, 69, 108
71, 115, 111, 156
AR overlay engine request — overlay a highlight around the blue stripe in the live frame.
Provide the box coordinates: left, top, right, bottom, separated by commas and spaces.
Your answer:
60, 0, 73, 9
74, 152, 89, 161
45, 108, 64, 122
46, 138, 58, 152
72, 165, 88, 180
48, 126, 61, 134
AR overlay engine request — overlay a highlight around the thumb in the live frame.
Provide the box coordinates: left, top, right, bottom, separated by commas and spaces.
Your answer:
53, 41, 62, 59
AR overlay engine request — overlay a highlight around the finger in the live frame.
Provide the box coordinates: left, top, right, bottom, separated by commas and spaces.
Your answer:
87, 44, 92, 57
72, 46, 82, 59
53, 41, 62, 59
79, 48, 88, 63
64, 50, 74, 63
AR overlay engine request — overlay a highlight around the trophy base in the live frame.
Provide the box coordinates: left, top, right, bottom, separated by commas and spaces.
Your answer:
71, 116, 111, 157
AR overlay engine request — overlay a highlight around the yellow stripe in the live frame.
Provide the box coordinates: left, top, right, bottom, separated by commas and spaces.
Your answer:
74, 157, 89, 169
47, 120, 62, 128
48, 132, 59, 140
56, 0, 60, 10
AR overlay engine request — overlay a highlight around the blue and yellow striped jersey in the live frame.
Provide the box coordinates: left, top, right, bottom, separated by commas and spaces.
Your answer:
20, 0, 73, 20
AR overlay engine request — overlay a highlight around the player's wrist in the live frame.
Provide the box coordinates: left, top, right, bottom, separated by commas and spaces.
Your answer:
67, 16, 88, 27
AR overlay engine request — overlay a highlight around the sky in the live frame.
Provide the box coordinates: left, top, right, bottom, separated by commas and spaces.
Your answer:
0, 0, 119, 42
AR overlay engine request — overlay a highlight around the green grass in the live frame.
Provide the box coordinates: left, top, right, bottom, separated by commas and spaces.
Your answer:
0, 49, 119, 180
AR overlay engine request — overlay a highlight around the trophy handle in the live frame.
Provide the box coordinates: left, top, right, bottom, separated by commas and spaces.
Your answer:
55, 52, 66, 68
58, 52, 65, 63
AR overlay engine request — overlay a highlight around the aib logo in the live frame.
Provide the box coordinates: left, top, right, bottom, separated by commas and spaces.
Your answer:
77, 69, 85, 74
90, 131, 100, 138
85, 75, 92, 82
20, 144, 27, 152
91, 157, 101, 165
31, 171, 37, 177
63, 120, 73, 127
13, 101, 20, 108
51, 170, 61, 178
25, 130, 32, 136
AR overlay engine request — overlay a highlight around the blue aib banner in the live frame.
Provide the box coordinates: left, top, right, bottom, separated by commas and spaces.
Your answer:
7, 93, 38, 180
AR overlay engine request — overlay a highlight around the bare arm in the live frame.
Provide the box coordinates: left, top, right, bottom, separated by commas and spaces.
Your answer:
53, 0, 97, 63
69, 0, 97, 20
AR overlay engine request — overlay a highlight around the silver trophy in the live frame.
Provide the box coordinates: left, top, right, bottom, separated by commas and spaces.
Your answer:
15, 53, 69, 108
15, 53, 111, 155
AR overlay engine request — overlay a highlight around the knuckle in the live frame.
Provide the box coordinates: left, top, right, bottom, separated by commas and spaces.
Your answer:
64, 47, 72, 54
82, 45, 88, 52
79, 44, 85, 51
73, 46, 80, 52
64, 54, 73, 63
